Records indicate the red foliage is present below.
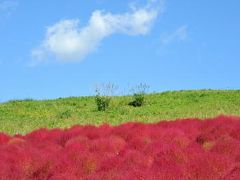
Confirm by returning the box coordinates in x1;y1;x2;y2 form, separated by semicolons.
0;115;240;179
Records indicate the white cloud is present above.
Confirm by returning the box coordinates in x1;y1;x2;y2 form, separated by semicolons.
160;25;188;45
32;0;164;63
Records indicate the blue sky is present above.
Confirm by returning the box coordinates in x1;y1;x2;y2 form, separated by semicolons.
0;0;240;101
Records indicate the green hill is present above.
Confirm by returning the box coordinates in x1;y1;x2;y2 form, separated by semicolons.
1;90;240;135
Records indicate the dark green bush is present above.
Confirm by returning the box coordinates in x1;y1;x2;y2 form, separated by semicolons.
128;83;149;107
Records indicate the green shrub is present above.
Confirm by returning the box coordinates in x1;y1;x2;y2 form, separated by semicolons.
95;95;111;111
94;83;117;111
129;83;149;107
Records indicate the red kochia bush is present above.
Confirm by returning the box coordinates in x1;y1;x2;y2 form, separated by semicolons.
0;115;240;179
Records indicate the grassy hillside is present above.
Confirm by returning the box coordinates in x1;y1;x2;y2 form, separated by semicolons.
1;90;240;135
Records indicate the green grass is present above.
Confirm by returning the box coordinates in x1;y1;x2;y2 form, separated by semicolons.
1;90;240;135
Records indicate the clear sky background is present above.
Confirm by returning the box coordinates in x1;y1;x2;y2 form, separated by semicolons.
0;0;240;102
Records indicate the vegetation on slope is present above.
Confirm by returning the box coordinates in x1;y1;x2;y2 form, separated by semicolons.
1;116;240;179
1;90;240;135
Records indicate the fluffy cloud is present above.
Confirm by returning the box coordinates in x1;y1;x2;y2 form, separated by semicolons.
32;0;164;63
160;25;188;45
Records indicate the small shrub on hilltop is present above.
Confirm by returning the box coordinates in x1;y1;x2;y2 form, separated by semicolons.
128;83;149;107
94;83;117;111
95;95;111;111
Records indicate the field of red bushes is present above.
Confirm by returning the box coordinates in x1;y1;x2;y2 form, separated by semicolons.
0;116;240;179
